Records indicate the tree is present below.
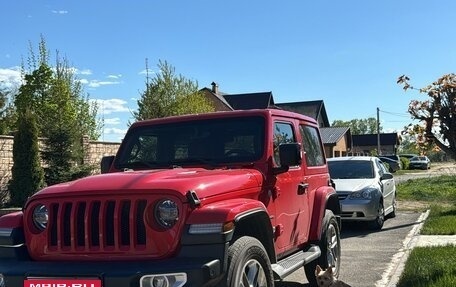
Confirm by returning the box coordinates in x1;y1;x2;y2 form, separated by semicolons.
0;86;17;135
331;118;381;135
133;60;214;121
15;38;101;140
8;110;44;207
13;36;101;185
397;74;456;160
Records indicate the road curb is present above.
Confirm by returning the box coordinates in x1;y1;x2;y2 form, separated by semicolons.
375;209;430;287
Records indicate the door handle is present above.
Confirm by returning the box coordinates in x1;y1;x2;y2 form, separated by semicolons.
298;183;309;195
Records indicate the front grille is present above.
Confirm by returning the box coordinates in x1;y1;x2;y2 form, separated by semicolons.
47;198;148;251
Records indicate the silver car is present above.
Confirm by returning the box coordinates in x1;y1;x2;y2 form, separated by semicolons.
327;156;397;230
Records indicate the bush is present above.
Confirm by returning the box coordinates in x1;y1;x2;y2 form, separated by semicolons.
400;157;410;170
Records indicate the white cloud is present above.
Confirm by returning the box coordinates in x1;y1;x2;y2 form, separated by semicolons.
104;127;128;135
52;10;68;14
139;69;155;75
107;74;122;79
78;69;92;75
0;67;23;89
87;80;120;88
91;99;130;114
104;117;121;125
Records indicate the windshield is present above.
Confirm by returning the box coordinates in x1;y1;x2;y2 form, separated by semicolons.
115;116;265;169
328;160;374;179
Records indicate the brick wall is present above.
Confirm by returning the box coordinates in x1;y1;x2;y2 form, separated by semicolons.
0;135;121;195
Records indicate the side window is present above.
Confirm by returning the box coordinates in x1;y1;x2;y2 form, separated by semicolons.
377;159;388;176
273;122;295;166
299;125;325;167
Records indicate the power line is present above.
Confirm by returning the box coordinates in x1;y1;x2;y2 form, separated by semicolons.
379;109;411;118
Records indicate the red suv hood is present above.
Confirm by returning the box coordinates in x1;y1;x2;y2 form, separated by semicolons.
32;167;263;200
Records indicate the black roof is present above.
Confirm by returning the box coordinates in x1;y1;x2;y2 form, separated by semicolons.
352;133;400;146
275;100;330;127
223;92;274;110
320;127;352;147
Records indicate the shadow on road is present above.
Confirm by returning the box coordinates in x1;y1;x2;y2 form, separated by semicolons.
340;218;424;239
276;282;309;287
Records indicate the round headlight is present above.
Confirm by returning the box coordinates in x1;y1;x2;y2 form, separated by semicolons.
33;204;49;231
155;199;179;228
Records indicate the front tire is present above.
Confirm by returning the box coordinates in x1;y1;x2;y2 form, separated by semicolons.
226;236;274;287
304;210;341;286
369;201;385;230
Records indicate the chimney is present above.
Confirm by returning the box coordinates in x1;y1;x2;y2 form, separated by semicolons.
211;82;219;94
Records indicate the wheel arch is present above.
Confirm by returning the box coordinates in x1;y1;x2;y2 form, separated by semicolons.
232;210;276;264
309;186;341;241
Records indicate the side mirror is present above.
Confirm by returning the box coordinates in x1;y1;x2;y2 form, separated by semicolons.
381;173;394;180
101;156;115;174
279;143;302;167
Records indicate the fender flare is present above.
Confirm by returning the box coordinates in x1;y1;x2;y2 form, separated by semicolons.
186;198;275;262
309;186;340;241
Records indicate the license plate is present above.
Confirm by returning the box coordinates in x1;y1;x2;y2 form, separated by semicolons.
24;278;102;287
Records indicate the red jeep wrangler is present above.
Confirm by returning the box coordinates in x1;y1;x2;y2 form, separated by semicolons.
0;109;341;287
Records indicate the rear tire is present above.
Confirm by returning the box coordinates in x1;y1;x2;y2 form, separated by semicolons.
304;210;341;286
226;236;274;287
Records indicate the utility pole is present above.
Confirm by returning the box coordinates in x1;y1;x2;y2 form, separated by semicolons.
377;107;381;155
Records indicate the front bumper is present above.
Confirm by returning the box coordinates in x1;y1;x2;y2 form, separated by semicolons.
0;227;230;287
339;199;379;221
0;255;223;287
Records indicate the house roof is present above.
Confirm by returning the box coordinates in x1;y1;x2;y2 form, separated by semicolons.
352;133;401;146
199;87;233;110
320;127;352;147
222;92;275;110
275;100;330;127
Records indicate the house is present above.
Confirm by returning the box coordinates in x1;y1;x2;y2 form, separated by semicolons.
351;133;401;156
320;127;352;158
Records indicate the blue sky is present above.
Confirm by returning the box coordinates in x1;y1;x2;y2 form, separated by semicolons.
1;1;455;142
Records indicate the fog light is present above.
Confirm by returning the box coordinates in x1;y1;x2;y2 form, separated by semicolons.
140;273;186;287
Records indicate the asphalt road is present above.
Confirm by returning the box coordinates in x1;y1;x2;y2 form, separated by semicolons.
276;211;422;287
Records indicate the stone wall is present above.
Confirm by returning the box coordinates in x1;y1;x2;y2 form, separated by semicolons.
0;135;121;195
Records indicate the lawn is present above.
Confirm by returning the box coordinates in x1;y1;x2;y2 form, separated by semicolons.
396;175;456;287
397;246;456;287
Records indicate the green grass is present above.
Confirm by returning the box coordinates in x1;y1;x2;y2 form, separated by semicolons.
396;174;456;286
397;175;456;202
421;205;456;235
397;246;456;287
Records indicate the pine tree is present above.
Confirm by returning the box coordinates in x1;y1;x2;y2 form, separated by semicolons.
8;110;44;207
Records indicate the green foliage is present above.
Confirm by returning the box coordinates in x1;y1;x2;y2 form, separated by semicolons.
331;117;381;135
400;157;410;170
0;86;18;135
398;74;456;160
398;246;456;287
41;127;77;185
133;60;214;121
13;37;101;186
8;110;44;207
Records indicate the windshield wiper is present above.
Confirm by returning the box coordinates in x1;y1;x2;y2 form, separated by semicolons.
116;161;163;170
169;158;219;168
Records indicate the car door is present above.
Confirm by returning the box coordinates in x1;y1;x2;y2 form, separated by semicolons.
272;121;311;253
376;159;395;212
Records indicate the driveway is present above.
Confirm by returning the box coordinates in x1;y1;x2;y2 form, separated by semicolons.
276;211;422;287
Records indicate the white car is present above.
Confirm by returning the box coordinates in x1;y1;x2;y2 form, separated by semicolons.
327;156;397;230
